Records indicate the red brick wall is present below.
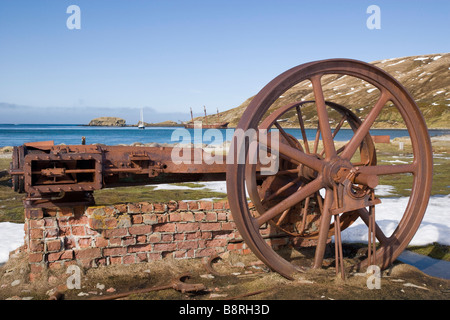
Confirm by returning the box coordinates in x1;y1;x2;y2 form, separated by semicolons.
23;200;314;281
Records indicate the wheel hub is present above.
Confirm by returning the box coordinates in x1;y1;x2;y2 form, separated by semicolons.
322;157;353;188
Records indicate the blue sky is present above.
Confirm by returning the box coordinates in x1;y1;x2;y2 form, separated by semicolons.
0;0;449;124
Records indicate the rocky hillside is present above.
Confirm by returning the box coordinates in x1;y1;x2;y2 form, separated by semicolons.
213;53;449;129
144;120;183;127
88;117;126;127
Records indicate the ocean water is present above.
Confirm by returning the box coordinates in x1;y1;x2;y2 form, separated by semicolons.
0;124;449;148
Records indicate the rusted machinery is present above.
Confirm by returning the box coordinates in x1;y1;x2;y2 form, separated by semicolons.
10;59;433;279
10;142;227;208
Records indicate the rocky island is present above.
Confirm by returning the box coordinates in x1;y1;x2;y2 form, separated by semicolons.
86;117;183;127
88;117;126;127
144;120;183;127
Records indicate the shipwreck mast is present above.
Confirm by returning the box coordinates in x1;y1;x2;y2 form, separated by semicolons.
203;105;208;125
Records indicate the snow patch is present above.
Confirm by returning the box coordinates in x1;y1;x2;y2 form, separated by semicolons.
0;222;24;264
374;185;395;196
381;159;410;164
340;195;450;246
387;59;406;67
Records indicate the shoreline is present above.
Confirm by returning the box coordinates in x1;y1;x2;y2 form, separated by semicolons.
1;133;449;153
2;122;450;130
79;123;185;128
78;124;450;130
3;123;448;130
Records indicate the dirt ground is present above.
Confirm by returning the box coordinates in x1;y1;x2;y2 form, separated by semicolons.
1;245;448;302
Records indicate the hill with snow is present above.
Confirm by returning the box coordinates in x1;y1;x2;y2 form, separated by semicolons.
212;53;450;129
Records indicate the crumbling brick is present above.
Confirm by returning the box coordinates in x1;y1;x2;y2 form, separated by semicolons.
22;199;308;282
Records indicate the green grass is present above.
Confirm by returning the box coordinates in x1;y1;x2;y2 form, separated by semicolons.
374;145;450;197
0;158;25;223
94;184;226;206
408;243;450;261
376;150;415;198
171;182;205;188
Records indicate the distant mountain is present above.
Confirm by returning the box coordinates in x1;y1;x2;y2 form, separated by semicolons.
212;53;450;129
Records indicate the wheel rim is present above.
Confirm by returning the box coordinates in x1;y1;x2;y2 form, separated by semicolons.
226;59;433;279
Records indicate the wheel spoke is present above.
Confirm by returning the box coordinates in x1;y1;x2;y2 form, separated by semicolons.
261;176;303;204
335;144;346;155
261;132;323;172
310;75;336;160
275;169;300;176
357;163;417;176
276;208;292;226
319;115;347;157
312;188;333;268
341;91;391;160
298;196;311;234
274;121;298;148
313;128;321;154
254;177;323;227
356;208;388;245
332;115;347;138
296;105;311;154
278;153;301;166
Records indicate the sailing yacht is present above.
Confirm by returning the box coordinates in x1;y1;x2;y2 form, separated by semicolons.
138;108;145;129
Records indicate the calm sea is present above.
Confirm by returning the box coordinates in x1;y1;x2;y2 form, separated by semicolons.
0;124;449;148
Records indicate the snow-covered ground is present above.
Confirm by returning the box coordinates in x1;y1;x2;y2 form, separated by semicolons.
0;182;448;265
340;194;450;246
0;222;26;265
